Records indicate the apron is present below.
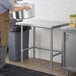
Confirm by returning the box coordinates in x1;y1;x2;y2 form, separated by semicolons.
0;10;9;46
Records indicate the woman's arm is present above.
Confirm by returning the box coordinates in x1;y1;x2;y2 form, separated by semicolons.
12;4;31;12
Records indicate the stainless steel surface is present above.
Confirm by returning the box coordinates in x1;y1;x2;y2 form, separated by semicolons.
50;29;53;70
61;32;66;67
33;27;36;58
35;47;62;53
65;33;76;70
10;3;34;19
62;26;76;72
16;19;68;29
53;52;61;57
67;70;70;76
23;47;33;51
21;25;23;63
17;20;67;71
61;26;76;34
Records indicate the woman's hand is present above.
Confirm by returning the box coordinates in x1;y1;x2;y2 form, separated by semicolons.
22;5;31;10
12;3;31;12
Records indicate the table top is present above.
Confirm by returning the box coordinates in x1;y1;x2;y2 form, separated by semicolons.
61;26;76;30
16;18;68;29
61;26;76;34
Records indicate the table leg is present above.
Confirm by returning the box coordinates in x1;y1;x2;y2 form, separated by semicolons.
50;29;53;71
67;69;70;76
21;25;23;63
61;32;66;67
33;27;36;58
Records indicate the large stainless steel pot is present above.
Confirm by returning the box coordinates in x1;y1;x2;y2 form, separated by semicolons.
10;3;35;19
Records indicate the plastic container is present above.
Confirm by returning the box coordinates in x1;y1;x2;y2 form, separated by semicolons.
69;14;76;27
8;19;31;61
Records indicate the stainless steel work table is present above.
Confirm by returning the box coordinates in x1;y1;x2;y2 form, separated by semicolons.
16;18;68;70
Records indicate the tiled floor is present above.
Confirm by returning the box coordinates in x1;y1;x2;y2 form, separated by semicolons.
5;57;76;76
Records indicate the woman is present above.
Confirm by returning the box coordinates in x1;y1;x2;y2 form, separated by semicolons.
0;0;30;71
